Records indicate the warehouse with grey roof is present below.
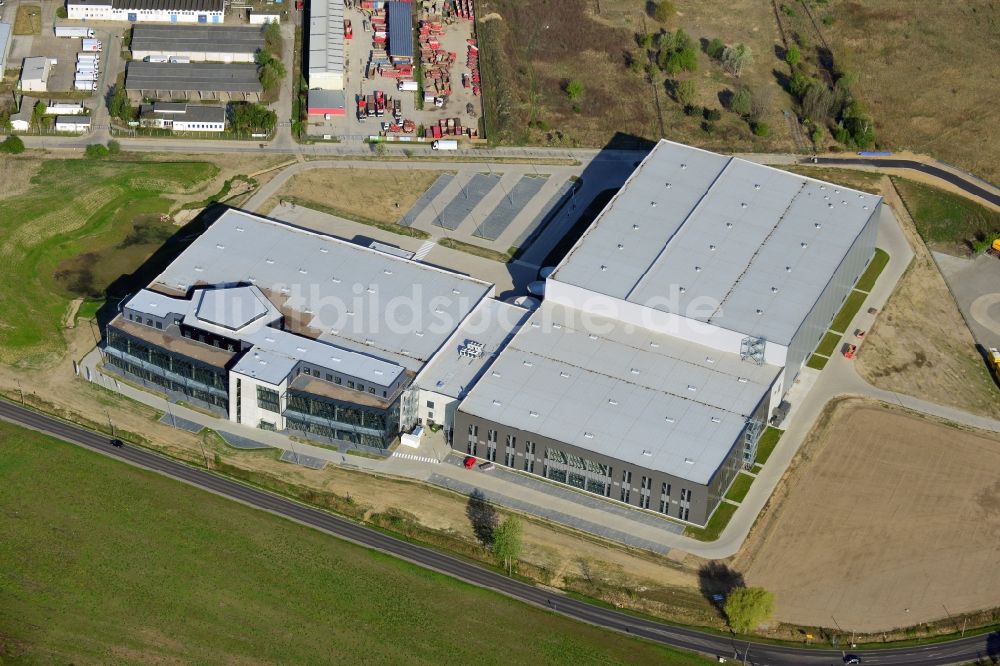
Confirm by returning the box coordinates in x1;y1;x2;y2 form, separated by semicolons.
131;24;264;63
125;61;261;101
454;140;881;526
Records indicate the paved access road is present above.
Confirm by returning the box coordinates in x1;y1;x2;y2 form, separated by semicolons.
813;157;1000;207
2;399;996;666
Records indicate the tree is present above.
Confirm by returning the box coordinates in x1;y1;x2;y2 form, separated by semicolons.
674;79;696;106
722;43;753;77
84;143;109;159
107;139;121;155
801;82;832;121
657;29;697;74
748;85;772;123
56;6;67;18
263;21;282;54
751;121;771;137
652;0;674;23
723;587;774;634
785;44;801;67
109;85;134;123
0;136;25;154
729;86;752;117
32;100;46;129
256;49;286;93
564;79;584;102
491;516;523;575
703;107;721;121
705;37;725;59
230;103;277;134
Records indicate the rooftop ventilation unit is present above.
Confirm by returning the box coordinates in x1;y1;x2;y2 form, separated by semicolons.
459;340;484;358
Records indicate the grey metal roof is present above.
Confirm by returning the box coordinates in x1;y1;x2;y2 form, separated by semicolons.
308;0;344;80
151;209;493;372
552;140;881;345
387;1;413;58
307;88;345;110
415;299;530;400
124;286;406;388
131;24;263;55
140;102;226;123
21;57;50;82
0;23;12;74
126;61;261;93
459;303;779;484
70;0;224;10
55;115;91;124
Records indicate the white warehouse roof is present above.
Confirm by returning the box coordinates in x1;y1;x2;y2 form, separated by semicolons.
551;140;881;345
459;303;779;484
308;0;344;83
151;209;493;371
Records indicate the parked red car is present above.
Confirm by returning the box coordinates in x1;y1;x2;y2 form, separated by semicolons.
463;456;476;469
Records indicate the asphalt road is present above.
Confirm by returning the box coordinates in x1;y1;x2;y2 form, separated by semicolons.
1;399;997;666
812;157;1000;206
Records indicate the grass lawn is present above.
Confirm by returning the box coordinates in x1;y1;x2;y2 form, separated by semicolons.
684;502;737;542
830;289;868;334
806;354;830;370
439;237;512;263
724;473;755;504
891;177;1000;254
13;5;41;34
0;421;712;665
815;330;842;357
783;166;883;194
0;158;217;365
856;248;890;292
276;195;430;240
754;427;782;466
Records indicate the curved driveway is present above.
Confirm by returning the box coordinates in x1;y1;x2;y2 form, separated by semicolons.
1;399;997;666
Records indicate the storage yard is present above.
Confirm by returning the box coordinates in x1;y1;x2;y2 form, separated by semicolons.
307;0;484;142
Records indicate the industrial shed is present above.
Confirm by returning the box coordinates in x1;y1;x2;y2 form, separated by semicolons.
307;0;344;90
386;1;413;64
67;0;225;24
20;57;51;93
131;24;264;63
0;23;12;75
139;102;226;131
55;115;92;133
125;61;262;102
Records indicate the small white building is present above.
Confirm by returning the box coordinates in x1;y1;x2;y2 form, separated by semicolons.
46;101;86;115
249;11;280;25
55;115;91;133
138;102;226;132
66;0;224;24
9;103;32;131
20;57;51;93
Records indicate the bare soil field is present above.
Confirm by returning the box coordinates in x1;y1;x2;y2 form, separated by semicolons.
825;0;1000;183
857;179;1000;419
737;399;1000;632
265;168;447;224
478;0;796;152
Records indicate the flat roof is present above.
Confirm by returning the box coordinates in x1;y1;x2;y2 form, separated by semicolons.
131;24;263;55
416;299;530;400
151;209;493;372
552;140;881;345
110;316;236;368
308;0;344;80
387;1;413;58
0;23;12;72
459;303;779;484
306;88;345;110
55;115;91;124
126;61;261;93
21;57;50;82
69;0;224;11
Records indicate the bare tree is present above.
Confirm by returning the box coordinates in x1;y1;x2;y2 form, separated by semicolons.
722;43;753;77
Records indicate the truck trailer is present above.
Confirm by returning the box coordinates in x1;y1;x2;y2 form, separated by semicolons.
81;39;103;52
431;139;458;150
74;80;98;91
55;26;94;38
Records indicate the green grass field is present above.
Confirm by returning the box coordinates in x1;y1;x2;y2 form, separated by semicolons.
856;248;890;292
0;158;217;365
815;330;842;358
806;354;830;371
892;177;1000;253
0;421;711;665
829;289;868;334
754;427;782;466
723;473;755;505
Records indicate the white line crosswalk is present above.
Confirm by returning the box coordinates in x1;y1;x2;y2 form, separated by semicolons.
413;240;436;261
391;452;441;464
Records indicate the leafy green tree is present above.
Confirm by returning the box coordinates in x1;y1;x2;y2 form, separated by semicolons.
491;516;523;575
564;79;584;102
674;79;696;106
724;587;774;634
801;82;832;121
109;85;134;122
657;29;697;74
705;37;725;59
729;86;752;116
32;100;46;128
85;143;109;159
256;49;286;93
107;139;121;155
230;103;277;134
653;0;674;23
722;43;753;77
752;121;771;137
263;21;282;54
0;136;25;154
785;44;801;67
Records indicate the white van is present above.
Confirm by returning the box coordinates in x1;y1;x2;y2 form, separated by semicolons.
431;139;458;151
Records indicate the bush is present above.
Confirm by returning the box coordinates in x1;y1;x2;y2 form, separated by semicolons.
703;107;721;121
84;144;109;159
107;140;121;155
674;79;696;106
700;120;715;133
683;104;700;117
751;122;771;137
657;29;697;74
785;44;801;67
564;79;584;102
780;3;797;17
810;126;824;145
705;37;725;59
56;6;67;18
724;587;775;634
652;0;674;23
729;86;752;116
722;43;753;77
0;136;25;154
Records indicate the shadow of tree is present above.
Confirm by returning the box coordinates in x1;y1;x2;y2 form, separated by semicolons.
466;489;497;547
698;562;745;619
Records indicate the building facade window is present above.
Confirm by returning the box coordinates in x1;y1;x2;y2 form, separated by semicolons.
504;434;516;467
524;440;535;473
542;446;613;497
620;469;632;503
659;482;671;514
639;475;652;509
486;429;498;462
467;423;478;456
256;385;280;413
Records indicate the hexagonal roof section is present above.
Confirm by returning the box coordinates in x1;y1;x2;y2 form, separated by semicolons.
195;286;271;331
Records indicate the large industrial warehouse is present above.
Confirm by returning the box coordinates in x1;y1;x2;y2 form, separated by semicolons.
131;24;263;63
67;0;225;23
103;209;496;452
454;140;881;526
125;61;262;102
306;0;346;116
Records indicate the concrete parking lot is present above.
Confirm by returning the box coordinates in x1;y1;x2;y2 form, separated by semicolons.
934;251;1000;349
307;5;481;140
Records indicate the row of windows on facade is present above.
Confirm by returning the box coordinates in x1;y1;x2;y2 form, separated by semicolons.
107;329;228;390
296;365;389;398
467;424;694;521
106;355;228;409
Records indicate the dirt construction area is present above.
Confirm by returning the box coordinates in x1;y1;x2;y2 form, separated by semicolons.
737;399;1000;632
